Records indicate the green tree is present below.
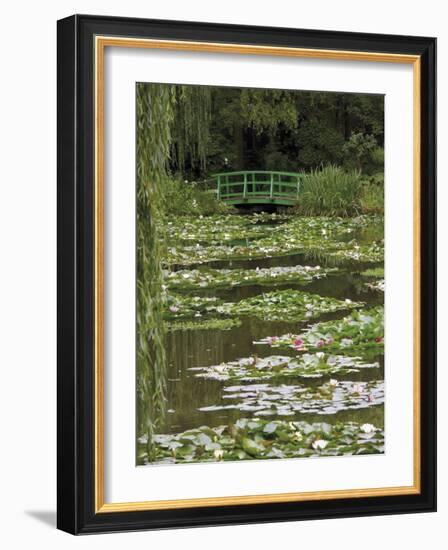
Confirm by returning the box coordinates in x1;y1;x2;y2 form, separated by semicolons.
342;132;378;172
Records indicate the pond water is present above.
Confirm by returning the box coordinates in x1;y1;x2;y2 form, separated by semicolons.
159;215;384;438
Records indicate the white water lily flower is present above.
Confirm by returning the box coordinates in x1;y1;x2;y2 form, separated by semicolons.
340;338;353;347
312;439;328;450
345;298;352;304
360;423;376;434
329;379;338;387
214;449;224;460
316;352;325;359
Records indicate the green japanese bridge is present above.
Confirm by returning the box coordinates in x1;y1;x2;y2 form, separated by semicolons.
212;171;301;207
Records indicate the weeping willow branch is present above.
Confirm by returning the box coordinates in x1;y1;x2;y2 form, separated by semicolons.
136;83;211;461
136;83;173;460
170;85;211;172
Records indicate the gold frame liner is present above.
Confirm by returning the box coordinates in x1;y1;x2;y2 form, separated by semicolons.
94;36;421;513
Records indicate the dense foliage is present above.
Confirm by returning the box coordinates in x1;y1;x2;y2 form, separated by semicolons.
175;87;384;179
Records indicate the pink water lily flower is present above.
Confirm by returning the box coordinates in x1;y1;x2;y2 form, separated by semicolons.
325;336;334;344
316;339;325;348
293;338;304;349
169;305;179;312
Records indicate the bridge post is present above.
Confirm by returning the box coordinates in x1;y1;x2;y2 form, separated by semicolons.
243;173;247;199
270;173;274;199
217;174;221;200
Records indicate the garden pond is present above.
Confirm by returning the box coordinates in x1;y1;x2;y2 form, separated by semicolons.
138;213;385;464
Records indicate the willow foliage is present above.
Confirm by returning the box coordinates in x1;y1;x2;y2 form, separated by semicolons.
170;85;211;171
136;83;211;460
240;89;298;134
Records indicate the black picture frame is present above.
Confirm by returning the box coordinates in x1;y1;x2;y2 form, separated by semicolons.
57;14;436;534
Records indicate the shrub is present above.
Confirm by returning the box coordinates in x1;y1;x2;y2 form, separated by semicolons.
161;177;234;216
362;171;384;186
369;147;384;171
296;165;362;217
360;182;384;215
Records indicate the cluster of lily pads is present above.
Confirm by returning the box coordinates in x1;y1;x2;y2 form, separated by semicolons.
322;240;384;263
165;213;376;242
164;289;363;323
199;379;384;416
166;318;242;332
165;215;384;266
141;418;384;464
190;352;379;382
167;237;383;266
165;264;338;291
231;290;362;322
165;215;274;244
255;307;384;357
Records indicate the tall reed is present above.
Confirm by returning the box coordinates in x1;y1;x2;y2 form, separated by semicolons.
297;165;362;217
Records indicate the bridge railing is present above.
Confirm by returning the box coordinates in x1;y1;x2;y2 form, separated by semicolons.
212;171;301;202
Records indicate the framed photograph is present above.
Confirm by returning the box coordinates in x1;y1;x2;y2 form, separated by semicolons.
57;14;436;534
